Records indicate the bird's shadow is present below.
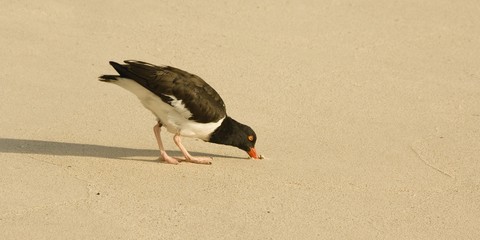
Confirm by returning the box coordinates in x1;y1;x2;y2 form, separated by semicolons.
0;138;244;163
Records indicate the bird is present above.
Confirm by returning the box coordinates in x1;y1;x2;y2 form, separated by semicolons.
99;60;259;164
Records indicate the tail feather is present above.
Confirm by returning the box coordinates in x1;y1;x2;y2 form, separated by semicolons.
99;61;151;86
99;61;131;82
98;75;119;82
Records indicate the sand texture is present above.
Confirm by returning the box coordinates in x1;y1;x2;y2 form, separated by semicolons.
1;1;479;239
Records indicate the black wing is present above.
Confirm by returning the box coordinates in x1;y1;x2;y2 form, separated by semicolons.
109;60;226;123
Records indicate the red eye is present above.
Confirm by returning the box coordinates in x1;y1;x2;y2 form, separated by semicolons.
248;135;254;141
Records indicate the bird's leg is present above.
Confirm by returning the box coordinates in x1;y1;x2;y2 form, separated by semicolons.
153;122;179;164
173;134;212;165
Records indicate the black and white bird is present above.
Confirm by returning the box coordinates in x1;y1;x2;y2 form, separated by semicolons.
99;60;259;164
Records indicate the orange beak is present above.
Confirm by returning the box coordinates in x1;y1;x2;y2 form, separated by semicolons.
248;147;259;159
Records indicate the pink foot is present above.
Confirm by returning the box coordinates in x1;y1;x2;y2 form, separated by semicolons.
159;152;180;164
176;156;213;165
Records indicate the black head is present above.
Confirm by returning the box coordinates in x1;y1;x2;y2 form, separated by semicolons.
209;117;259;159
234;123;258;158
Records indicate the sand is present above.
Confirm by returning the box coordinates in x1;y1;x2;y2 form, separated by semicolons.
1;0;479;239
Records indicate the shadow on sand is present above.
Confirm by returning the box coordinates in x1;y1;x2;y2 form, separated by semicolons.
0;138;242;162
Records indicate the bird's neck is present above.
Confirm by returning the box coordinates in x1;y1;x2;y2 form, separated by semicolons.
208;116;241;146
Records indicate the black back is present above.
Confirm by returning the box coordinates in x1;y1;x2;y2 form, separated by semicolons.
110;60;226;123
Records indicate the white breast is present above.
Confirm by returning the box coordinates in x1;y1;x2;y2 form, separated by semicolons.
112;78;224;140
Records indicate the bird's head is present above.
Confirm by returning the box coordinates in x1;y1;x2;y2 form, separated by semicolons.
209;117;259;159
235;124;258;159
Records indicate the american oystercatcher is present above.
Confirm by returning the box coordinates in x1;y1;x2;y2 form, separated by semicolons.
99;60;259;164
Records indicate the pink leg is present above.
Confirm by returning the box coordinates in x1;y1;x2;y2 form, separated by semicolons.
153;122;179;164
173;134;212;165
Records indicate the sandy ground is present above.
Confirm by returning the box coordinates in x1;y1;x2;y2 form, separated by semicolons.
1;0;479;239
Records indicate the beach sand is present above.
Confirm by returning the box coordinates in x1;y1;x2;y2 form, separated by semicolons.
1;1;479;239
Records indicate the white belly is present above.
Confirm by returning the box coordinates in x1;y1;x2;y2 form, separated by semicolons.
113;78;224;140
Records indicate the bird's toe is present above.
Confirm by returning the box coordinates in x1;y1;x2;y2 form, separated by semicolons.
159;155;180;164
185;156;213;165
